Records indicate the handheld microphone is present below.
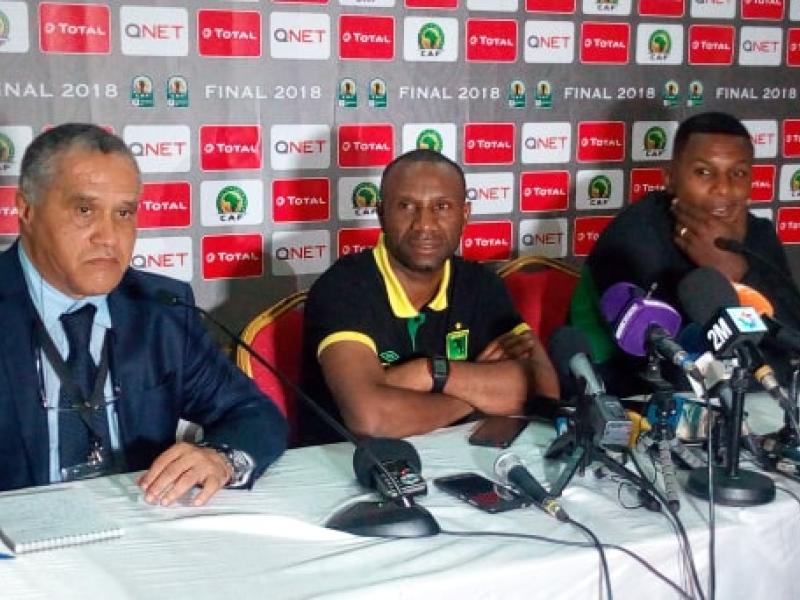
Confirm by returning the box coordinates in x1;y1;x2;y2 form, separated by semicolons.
153;289;439;537
494;453;569;522
734;283;800;355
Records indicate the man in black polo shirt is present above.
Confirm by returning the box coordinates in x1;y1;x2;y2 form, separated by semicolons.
301;149;558;444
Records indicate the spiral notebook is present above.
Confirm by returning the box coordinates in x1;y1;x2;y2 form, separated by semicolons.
0;487;123;554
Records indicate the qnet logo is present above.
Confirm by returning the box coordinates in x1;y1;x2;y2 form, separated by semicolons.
690;0;736;19
465;19;517;62
639;0;684;17
520;122;572;164
202;233;263;280
120;6;188;57
742;0;785;20
777;208;800;244
580;22;630;64
270;12;330;60
784;120;800;158
339;14;394;60
272;178;330;223
788;29;800;67
577;121;625;162
0;186;18;235
405;0;458;7
338;124;394;168
465;172;514;215
200;125;262;171
469;0;518;10
518;218;569;258
520;171;570;212
271;229;330;276
573;216;613;256
39;3;110;54
461;221;513;261
629;168;664;202
137;182;191;229
131;237;192;282
688;25;735;65
271;124;330;171
124;125;191;174
525;0;576;13
739;26;783;66
751;165;776;202
463;123;515;165
197;9;261;57
524;20;575;63
743;120;778;159
338;227;381;258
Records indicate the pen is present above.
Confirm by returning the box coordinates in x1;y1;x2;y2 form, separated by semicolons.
0;552;15;559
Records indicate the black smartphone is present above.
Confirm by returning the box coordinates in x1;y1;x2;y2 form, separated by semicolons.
468;416;529;448
434;472;531;513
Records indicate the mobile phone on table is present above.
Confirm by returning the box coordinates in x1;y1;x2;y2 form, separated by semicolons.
434;472;530;513
468;416;529;448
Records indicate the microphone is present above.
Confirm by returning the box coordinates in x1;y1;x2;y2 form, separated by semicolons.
152;289;439;537
494;453;569;522
353;438;427;499
600;282;702;382
734;283;800;354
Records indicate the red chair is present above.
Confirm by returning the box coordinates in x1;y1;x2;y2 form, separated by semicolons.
497;256;580;346
237;291;306;446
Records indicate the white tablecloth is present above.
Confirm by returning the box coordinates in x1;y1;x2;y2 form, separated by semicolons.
3;394;799;600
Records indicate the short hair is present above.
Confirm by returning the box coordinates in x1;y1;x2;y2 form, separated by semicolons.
379;149;466;201
19;123;139;204
672;112;754;161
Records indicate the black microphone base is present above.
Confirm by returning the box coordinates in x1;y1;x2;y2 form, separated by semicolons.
685;467;775;506
326;500;440;538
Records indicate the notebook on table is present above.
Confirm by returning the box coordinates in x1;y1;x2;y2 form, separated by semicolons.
0;486;123;554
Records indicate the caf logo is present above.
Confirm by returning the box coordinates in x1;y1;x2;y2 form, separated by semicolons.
216;185;248;221
649;31;671;60
0;10;10;46
416;129;444;152
643;126;667;156
418;23;445;56
589;175;612;200
791;170;800;194
0;133;14;170
352;181;380;211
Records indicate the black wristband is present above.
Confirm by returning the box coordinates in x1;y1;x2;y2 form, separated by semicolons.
429;356;450;394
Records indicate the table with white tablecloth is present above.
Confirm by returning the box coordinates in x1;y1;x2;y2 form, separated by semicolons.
2;394;799;600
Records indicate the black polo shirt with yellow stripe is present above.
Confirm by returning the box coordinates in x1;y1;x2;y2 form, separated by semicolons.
300;237;528;444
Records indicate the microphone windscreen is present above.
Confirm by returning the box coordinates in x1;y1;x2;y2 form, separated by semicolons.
600;282;644;325
352;438;421;488
677;267;739;324
548;326;593;379
733;282;774;317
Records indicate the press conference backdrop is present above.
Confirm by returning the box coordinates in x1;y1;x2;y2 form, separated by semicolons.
1;0;800;332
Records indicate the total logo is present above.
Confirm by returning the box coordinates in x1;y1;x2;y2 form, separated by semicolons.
338;176;381;221
524;21;575;63
338;124;394;168
270;124;331;171
636;24;683;65
271;229;330;276
338;227;381;258
580;22;630;64
688;25;735;65
629;168;664;202
0;125;32;176
202;233;263;280
0;2;30;53
742;0;785;20
272;177;330;223
0;186;18;235
39;3;110;54
573;216;613;256
120;6;188;57
461;221;513;261
465;19;518;63
197;9;261;57
690;0;736;19
463;123;515;165
583;0;633;15
631;121;677;161
751;165;776;202
525;0;577;13
200;125;262;171
638;0;685;16
201;180;263;227
739;27;783;66
402;123;456;161
124;125;191;174
136;182;191;229
518;218;568;258
777;207;800;244
784;120;800;158
520;171;570;212
788;29;800;67
742;120;778;159
521;122;571;164
577;121;625;162
270;12;330;60
779;165;800;201
339;14;395;61
131;236;192;282
575;170;624;210
404;17;459;62
464;172;514;215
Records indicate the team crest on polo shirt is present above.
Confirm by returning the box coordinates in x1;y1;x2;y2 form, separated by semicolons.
446;328;469;360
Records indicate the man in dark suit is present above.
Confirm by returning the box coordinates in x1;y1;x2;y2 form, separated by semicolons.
0;123;287;504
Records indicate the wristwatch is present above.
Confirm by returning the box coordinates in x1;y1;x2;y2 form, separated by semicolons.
196;442;254;489
429;356;450;394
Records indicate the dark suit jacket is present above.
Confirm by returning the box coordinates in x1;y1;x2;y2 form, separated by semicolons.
0;242;288;492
